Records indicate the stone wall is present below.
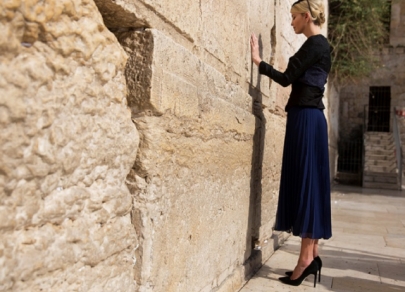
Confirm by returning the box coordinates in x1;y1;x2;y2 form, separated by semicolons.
390;0;405;47
0;1;139;291
339;0;405;140
1;0;334;291
339;47;405;139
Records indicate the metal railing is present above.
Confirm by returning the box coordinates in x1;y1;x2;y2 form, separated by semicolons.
393;107;403;189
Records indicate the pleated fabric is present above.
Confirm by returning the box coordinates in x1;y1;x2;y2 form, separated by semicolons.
275;107;332;239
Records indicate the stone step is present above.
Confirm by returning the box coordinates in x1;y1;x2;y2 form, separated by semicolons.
364;154;396;160
364;141;395;148
365;132;394;136
364;165;398;173
365;150;396;156
367;154;396;161
362;131;400;181
364;154;395;161
364;136;393;142
363;181;400;190
364;131;393;137
364;160;396;168
363;171;399;177
365;144;395;152
364;136;394;143
363;174;398;184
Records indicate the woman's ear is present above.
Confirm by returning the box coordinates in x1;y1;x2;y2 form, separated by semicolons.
305;12;311;22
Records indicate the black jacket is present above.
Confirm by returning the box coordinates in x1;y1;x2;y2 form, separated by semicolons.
259;34;331;112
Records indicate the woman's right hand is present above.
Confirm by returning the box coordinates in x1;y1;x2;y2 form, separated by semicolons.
250;33;262;66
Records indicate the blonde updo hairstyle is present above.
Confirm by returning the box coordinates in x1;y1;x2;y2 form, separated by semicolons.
291;0;326;28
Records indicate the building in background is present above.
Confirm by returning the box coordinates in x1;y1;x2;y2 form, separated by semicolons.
336;0;405;190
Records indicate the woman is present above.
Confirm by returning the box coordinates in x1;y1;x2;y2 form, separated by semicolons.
250;0;332;287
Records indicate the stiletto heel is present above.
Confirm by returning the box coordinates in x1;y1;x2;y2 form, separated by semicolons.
279;260;319;287
313;270;317;287
319;266;322;282
285;256;322;283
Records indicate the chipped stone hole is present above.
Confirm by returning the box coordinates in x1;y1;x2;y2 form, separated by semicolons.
21;21;47;48
93;1;152;278
94;0;153;114
93;2;153;140
94;0;150;31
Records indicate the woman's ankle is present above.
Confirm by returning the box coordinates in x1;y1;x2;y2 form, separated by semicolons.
297;257;313;268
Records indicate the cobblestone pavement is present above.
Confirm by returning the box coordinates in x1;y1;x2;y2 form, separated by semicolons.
239;184;405;292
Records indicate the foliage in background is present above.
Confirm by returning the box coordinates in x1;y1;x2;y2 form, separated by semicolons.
328;0;391;83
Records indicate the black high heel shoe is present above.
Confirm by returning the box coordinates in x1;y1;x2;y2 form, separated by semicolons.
279;260;319;287
285;256;322;282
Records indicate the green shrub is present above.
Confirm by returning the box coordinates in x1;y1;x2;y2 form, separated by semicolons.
328;0;391;83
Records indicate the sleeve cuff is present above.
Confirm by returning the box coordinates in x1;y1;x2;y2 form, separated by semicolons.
258;61;269;75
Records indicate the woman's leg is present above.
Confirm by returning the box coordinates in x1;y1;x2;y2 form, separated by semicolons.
290;238;315;280
313;239;319;258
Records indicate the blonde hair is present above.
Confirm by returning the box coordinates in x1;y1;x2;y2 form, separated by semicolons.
291;0;326;28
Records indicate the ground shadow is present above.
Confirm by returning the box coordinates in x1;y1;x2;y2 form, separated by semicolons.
252;242;405;290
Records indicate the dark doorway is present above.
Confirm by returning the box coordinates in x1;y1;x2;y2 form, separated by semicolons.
368;86;391;132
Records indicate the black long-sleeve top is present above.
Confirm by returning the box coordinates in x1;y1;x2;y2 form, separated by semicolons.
259;34;331;112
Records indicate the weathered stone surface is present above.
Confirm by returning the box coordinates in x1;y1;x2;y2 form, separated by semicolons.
1;0;336;292
96;0;275;101
114;1;333;291
0;0;139;291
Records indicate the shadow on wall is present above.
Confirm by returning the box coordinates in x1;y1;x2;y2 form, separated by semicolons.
244;33;266;279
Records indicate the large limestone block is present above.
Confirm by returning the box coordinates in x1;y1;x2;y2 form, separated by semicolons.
128;114;255;291
96;0;276;100
0;0;139;291
114;2;326;291
118;28;256;125
120;27;261;291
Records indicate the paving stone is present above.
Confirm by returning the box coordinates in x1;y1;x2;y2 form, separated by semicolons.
239;185;405;292
331;222;388;236
332;277;404;292
386;206;405;214
378;260;405;286
386;227;405;235
384;234;405;249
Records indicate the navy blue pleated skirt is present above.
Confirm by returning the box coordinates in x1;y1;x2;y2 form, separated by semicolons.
275;107;332;239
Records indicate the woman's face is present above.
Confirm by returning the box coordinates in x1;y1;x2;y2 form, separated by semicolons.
291;13;306;34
